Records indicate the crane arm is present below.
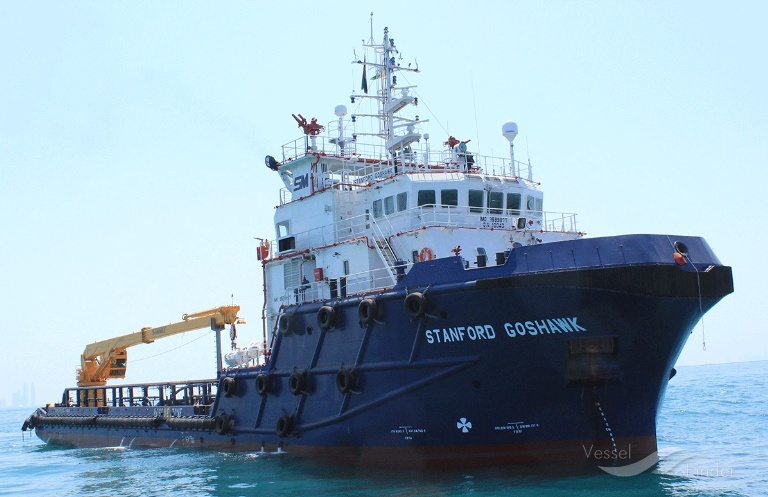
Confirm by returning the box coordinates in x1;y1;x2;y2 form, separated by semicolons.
77;305;240;387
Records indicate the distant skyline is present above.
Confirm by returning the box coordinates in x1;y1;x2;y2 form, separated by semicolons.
2;383;36;409
2;1;766;405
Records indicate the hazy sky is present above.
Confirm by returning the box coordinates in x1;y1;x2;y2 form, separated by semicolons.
1;1;765;406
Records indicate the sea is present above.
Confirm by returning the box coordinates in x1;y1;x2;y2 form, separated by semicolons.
2;361;765;497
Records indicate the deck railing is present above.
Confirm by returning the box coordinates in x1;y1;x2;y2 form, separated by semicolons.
61;379;218;409
272;205;578;261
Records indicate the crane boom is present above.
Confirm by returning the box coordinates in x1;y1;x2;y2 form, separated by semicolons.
77;305;241;387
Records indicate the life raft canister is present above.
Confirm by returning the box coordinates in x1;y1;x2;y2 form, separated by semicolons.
419;247;434;262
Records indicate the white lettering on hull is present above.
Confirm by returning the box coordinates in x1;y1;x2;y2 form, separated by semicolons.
425;317;586;344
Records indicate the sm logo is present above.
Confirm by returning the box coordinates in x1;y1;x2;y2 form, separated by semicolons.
293;173;309;192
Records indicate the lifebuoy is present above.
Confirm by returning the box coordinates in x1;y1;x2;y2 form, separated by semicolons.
358;298;378;325
215;413;230;435
336;368;357;394
419;247;434;261
256;374;271;397
404;292;428;319
276;413;293;438
289;371;307;396
222;377;237;397
278;313;296;335
317;305;336;330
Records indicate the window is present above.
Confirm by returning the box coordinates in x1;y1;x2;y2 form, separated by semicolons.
469;189;484;213
535;198;543;213
507;193;521;215
276;220;290;238
278;237;295;252
440;189;458;207
373;199;383;218
397;192;408;211
417;190;436;207
343;260;350;275
384;196;395;215
284;258;301;288
488;191;503;214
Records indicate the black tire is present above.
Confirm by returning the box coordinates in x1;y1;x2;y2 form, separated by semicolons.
256;374;271;397
278;313;296;335
276;413;293;438
289;371;307;396
336;368;357;394
404;292;428;319
358;298;378;325
215;414;230;435
317;305;336;330
222;377;237;397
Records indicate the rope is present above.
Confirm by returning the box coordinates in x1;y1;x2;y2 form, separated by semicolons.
132;330;213;363
666;236;706;351
398;72;450;137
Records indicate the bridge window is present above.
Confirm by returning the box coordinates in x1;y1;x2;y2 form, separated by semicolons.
535;197;543;213
469;189;484;213
507;193;521;215
441;189;458;207
373;199;383;218
397;192;408;211
488;191;503;214
418;190;436;207
384;196;395;215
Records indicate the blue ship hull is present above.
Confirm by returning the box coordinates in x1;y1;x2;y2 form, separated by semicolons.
27;234;732;468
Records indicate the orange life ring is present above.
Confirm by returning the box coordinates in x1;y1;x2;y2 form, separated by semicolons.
419;247;434;262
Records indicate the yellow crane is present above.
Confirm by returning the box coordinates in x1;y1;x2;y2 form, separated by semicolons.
77;305;241;387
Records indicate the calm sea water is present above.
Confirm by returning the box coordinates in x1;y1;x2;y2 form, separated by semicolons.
2;361;765;496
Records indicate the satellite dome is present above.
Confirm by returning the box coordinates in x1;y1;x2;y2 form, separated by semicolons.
502;121;519;142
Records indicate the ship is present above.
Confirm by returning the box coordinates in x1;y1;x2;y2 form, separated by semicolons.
23;24;733;470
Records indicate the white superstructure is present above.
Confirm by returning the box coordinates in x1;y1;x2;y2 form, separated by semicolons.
258;26;582;343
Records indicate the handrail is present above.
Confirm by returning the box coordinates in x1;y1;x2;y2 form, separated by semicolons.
270;206;579;259
61;379;218;408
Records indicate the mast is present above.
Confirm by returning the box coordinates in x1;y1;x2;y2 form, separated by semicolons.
351;25;425;162
383;26;395;146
